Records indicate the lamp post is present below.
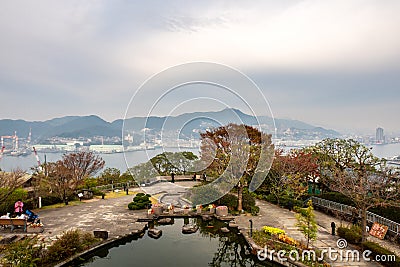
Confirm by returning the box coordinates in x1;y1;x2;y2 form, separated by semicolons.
249;219;253;237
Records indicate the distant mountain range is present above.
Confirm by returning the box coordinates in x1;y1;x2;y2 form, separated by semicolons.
0;109;340;142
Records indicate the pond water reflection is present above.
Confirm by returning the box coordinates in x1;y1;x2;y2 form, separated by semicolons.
80;218;280;267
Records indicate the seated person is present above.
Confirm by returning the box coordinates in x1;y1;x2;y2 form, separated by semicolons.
25;209;39;223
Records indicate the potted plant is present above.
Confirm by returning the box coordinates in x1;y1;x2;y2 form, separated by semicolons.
183;205;190;215
147;208;154;219
196;204;202;214
168;204;174;215
209;204;216;214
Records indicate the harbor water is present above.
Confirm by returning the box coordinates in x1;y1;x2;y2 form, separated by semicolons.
1;144;399;173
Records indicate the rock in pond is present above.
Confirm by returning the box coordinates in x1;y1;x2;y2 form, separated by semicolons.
182;224;199;234
148;228;162;239
220;227;230;233
157;218;173;225
201;214;213;222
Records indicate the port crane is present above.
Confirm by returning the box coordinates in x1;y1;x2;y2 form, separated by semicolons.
0;132;19;152
0;146;4;163
32;146;41;166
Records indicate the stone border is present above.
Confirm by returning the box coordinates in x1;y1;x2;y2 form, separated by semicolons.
54;224;147;267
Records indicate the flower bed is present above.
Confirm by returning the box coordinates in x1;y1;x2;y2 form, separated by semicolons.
262;226;286;236
253;226;328;267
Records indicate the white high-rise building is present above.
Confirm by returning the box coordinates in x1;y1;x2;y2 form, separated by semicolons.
376;127;384;144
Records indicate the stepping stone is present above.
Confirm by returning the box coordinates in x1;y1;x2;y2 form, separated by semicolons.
148;228;162;239
220;227;230;233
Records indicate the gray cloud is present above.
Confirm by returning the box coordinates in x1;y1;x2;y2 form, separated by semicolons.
0;0;399;134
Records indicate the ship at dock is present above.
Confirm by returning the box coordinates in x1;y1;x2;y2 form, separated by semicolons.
387;155;400;166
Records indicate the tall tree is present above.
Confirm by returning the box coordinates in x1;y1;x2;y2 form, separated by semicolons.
129;161;158;184
45;161;74;205
168;151;198;175
296;200;318;248
43;152;105;204
98;167;121;185
150;153;169;175
311;138;400;242
257;149;318;204
149;151;199;176
275;149;319;200
62;151;105;183
199;123;274;210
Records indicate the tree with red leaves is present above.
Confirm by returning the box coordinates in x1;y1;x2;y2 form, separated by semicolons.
43;151;105;205
261;149;319;205
199;123;274;211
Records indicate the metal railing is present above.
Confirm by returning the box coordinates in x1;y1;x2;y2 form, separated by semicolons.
310;196;400;236
93;182;136;191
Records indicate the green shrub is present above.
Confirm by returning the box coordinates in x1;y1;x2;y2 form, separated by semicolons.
251;205;260;215
261;194;302;209
370;206;400;224
242;190;256;212
1;237;43;267
252;230;271;247
41;195;63;206
337;226;362;244
217;194;238;210
214;191;259;214
91;188;105;197
279;196;303;209
45;229;99;263
128;193;151;210
362;241;400;267
264;194;278;204
0;188;28;214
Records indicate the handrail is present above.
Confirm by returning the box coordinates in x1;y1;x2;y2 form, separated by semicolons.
93;181;136;191
310;196;400;236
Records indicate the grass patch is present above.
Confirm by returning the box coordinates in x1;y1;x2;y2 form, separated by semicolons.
38;200;83;210
97;189;142;199
102;191;127;199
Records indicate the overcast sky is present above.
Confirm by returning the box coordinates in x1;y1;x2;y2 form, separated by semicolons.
1;1;399;134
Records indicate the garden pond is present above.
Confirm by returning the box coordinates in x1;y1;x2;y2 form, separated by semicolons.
78;218;282;267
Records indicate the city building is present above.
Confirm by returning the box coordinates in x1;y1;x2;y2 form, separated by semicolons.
376;127;385;144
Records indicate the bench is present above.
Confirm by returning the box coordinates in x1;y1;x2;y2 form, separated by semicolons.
0;218;27;232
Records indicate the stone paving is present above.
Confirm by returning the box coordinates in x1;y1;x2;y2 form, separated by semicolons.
233;200;400;267
1;181;200;244
142;180;200;207
35;193;147;244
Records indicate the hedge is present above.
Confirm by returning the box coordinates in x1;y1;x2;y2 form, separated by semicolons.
262;194;303;209
337;226;362;244
362;241;400;267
